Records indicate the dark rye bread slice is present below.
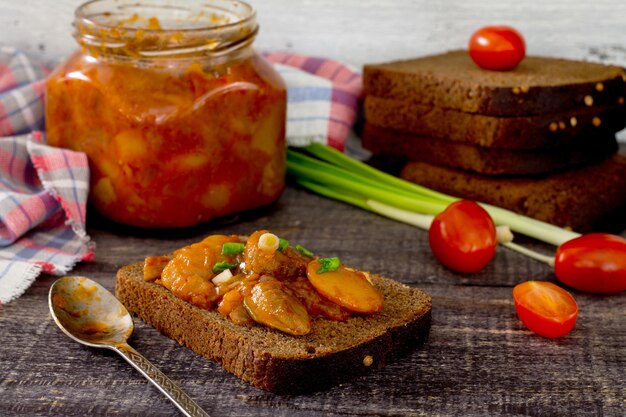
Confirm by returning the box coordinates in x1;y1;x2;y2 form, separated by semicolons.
400;152;626;233
364;96;626;149
364;50;626;117
115;262;432;394
362;123;619;176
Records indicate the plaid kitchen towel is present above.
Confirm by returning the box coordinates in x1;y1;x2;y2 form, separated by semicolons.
0;46;362;303
0;132;94;304
0;47;90;305
0;46;48;136
265;52;362;151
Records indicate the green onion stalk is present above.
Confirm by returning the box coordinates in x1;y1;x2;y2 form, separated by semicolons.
287;144;579;265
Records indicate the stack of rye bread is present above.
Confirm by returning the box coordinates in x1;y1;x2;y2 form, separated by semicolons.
362;50;626;232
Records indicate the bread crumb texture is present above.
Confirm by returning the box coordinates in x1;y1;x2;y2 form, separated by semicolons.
400;153;626;233
363;50;626;116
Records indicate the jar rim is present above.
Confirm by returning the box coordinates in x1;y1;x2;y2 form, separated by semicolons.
74;0;258;58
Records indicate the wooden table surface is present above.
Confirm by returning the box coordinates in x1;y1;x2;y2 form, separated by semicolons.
1;185;624;417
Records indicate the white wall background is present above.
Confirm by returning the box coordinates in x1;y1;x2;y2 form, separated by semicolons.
2;0;626;68
1;0;625;141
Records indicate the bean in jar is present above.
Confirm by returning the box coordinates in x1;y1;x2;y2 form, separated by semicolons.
46;0;287;227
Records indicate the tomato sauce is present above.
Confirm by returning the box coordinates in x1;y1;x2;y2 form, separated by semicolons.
46;1;287;227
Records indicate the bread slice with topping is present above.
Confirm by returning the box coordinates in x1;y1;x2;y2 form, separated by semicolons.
364;50;626;117
362;123;618;176
116;262;432;394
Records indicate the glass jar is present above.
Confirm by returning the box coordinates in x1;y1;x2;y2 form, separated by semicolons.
46;0;286;228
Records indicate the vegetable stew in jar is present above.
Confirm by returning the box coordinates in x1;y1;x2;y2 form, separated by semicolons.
46;0;286;227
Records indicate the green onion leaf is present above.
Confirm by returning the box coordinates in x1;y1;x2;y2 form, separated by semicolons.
278;238;290;252
317;257;340;274
212;261;239;273
287;145;580;247
221;242;245;256
295;244;314;258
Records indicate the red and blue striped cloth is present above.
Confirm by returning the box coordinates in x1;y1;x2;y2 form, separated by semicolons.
265;52;362;151
0;132;94;303
0;46;48;136
0;46;363;303
0;47;94;303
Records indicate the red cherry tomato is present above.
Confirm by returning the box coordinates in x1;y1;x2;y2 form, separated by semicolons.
513;281;578;338
554;233;626;294
469;25;526;71
429;200;497;273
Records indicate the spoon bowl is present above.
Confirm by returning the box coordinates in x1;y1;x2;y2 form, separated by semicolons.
49;276;209;417
49;276;133;347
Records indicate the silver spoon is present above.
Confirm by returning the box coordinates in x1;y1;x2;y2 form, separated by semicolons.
49;276;210;417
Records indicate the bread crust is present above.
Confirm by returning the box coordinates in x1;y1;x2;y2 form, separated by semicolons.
116;263;432;394
364;50;626;117
400;153;626;233
364;96;626;150
362;123;618;176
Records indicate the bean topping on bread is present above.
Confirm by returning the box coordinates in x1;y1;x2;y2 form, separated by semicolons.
142;230;384;335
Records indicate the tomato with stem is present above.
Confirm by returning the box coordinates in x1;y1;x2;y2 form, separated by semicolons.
555;233;626;294
513;281;578;338
429;200;497;273
469;25;526;71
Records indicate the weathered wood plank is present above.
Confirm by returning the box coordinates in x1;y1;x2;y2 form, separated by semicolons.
1;187;624;417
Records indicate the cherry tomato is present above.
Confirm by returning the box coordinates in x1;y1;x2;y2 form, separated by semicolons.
513;281;578;338
469;25;526;71
429;200;497;273
554;233;626;294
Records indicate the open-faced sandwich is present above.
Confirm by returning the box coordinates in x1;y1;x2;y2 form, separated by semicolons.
116;230;432;394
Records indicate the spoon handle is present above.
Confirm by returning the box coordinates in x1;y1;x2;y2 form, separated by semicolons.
114;343;210;417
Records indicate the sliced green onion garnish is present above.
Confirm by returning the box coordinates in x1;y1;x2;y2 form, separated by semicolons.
317;257;340;274
212;261;239;273
278;238;290;252
295;244;314;258
221;242;245;256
